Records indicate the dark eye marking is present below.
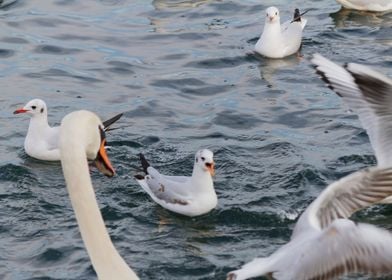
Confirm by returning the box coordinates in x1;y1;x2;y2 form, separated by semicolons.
31;106;36;110
201;157;205;161
275;12;277;15
40;108;44;113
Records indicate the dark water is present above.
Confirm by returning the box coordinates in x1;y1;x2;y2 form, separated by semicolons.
1;0;392;279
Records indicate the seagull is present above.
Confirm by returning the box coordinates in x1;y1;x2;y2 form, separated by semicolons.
255;7;307;59
134;149;217;217
312;53;392;203
335;0;392;12
227;166;392;280
14;99;123;161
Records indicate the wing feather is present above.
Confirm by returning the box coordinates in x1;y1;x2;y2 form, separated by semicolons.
293;167;392;236
144;167;191;205
290;220;392;280
312;54;392;167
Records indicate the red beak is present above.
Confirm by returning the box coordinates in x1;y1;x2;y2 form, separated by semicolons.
13;108;28;114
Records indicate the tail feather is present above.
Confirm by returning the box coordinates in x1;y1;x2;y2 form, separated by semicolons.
134;174;145;180
139;153;150;174
102;112;123;131
293;8;301;22
291;8;310;29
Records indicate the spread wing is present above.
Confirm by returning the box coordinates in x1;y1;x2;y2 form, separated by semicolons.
293;167;392;237
312;53;392;167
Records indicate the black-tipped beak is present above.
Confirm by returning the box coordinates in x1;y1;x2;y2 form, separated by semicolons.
94;128;115;177
205;162;215;176
14;108;29;114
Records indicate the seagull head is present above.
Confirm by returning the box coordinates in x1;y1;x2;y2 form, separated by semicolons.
265;6;280;24
13;99;48;118
195;149;215;176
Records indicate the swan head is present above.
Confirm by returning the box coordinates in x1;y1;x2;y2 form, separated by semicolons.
195;149;215;176
61;110;115;177
265;6;280;24
14;99;48;117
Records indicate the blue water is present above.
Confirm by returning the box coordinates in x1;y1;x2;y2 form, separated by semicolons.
1;0;391;279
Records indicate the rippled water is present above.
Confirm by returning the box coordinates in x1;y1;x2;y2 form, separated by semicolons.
1;0;392;279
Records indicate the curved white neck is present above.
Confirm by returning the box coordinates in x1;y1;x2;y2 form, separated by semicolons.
61;140;138;280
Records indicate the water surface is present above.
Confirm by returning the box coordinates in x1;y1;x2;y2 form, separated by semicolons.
1;0;392;279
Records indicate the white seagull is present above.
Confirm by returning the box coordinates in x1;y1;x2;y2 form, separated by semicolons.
312;53;392;203
255;7;307;59
134;149;217;217
60;110;138;279
227;166;392;280
14;99;122;161
335;0;392;12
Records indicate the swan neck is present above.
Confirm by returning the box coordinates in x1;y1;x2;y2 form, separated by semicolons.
61;141;138;280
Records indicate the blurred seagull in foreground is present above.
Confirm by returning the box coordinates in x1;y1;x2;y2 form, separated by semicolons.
335;0;392;12
226;56;392;280
14;99;123;161
134;149;217;217
255;7;307;58
227;166;392;280
312;53;392;203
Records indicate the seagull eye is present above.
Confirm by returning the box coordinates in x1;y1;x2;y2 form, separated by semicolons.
275;12;277;15
31;106;36;110
201;157;205;161
266;13;268;16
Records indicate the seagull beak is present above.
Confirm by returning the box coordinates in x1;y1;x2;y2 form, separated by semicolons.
206;162;215;176
94;138;115;177
269;16;274;21
13;108;29;114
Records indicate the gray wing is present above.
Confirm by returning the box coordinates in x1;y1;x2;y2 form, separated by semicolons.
145;167;191;205
293;167;392;237
312;54;392;167
287;220;392;280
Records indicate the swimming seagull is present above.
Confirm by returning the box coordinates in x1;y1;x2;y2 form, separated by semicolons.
227;166;392;280
312;53;392;203
335;0;392;12
134;149;217;217
255;7;307;58
14;99;123;161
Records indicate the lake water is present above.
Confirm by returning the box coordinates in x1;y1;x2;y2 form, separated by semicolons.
1;0;391;279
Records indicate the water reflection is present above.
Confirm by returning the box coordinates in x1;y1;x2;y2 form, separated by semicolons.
256;53;301;88
330;7;392;28
152;0;214;10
